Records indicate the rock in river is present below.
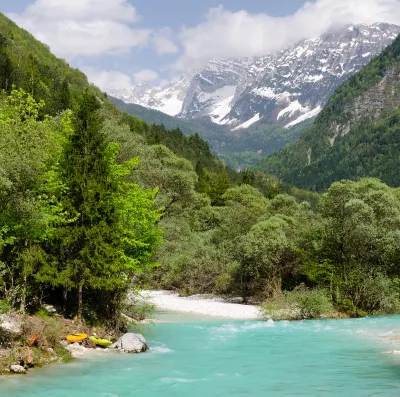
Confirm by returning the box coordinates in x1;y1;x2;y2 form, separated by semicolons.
114;333;148;353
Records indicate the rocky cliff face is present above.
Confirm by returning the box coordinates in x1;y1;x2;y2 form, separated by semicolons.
330;64;400;145
110;23;400;132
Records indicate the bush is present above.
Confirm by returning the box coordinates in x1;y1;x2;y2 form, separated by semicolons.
261;287;334;320
0;299;11;314
289;288;334;319
0;326;15;348
341;270;400;315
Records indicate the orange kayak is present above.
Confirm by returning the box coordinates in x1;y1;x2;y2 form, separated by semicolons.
66;333;88;343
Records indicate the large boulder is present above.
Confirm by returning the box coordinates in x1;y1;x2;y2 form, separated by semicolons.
114;333;148;353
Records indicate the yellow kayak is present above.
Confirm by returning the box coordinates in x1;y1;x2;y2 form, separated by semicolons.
89;336;113;347
66;333;88;343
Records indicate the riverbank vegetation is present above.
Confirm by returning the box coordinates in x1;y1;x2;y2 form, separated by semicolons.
149;177;400;318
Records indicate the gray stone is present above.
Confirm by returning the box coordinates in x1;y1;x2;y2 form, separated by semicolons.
0;313;22;335
10;365;26;374
114;333;148;353
42;304;58;315
65;342;86;357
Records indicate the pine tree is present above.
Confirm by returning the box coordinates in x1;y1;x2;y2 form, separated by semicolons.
57;90;161;322
58;78;71;111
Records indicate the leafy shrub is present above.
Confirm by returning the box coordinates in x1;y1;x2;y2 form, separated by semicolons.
341;270;400;315
54;345;73;363
261;287;334;320
123;291;155;322
289;288;334;319
0;299;11;314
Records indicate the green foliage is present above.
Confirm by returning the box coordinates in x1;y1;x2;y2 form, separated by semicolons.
54;346;73;363
49;91;161;322
262;288;333;320
0;13;103;114
0;299;10;314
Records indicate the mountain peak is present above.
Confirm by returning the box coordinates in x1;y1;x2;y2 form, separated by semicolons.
110;22;400;128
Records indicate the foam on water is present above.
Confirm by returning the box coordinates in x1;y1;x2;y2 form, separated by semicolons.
150;344;173;354
161;377;209;384
3;316;400;396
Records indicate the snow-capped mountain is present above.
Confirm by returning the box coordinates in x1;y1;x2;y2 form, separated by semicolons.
225;22;400;129
108;72;195;117
110;23;400;130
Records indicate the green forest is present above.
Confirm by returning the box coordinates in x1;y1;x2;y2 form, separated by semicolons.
1;11;400;330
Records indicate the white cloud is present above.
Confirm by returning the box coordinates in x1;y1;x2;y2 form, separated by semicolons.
83;67;135;91
176;0;400;69
152;28;179;55
82;67;159;91
133;69;159;82
8;0;151;59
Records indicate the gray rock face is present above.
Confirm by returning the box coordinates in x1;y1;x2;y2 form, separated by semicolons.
325;63;400;147
10;365;26;374
114;333;148;353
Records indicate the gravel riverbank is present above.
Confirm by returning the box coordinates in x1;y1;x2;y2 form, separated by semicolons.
141;290;262;320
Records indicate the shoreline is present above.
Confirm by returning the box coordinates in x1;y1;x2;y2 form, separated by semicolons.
0;291;262;376
141;290;263;320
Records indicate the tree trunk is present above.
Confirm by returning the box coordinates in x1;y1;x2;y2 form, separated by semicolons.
77;285;83;322
63;287;68;313
20;275;27;314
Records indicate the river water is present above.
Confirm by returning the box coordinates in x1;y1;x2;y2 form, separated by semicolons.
2;312;400;396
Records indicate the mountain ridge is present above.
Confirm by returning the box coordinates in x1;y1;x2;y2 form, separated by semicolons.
110;22;400;133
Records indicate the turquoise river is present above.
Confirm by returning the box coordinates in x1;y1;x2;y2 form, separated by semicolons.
2;313;400;396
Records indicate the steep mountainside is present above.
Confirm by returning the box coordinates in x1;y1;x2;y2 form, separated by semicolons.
111;23;400;132
0;13;101;114
254;33;400;191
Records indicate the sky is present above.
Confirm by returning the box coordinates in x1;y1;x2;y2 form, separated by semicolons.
2;0;400;91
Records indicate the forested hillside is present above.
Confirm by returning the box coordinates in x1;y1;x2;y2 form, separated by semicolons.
2;12;400;324
111;96;313;169
255;33;400;191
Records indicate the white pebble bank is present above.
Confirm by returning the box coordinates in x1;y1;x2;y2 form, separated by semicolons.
141;290;262;320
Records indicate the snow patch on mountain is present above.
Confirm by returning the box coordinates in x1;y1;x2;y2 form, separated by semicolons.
286;106;322;128
232;114;261;130
252;87;276;99
278;101;304;120
196;85;236;124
